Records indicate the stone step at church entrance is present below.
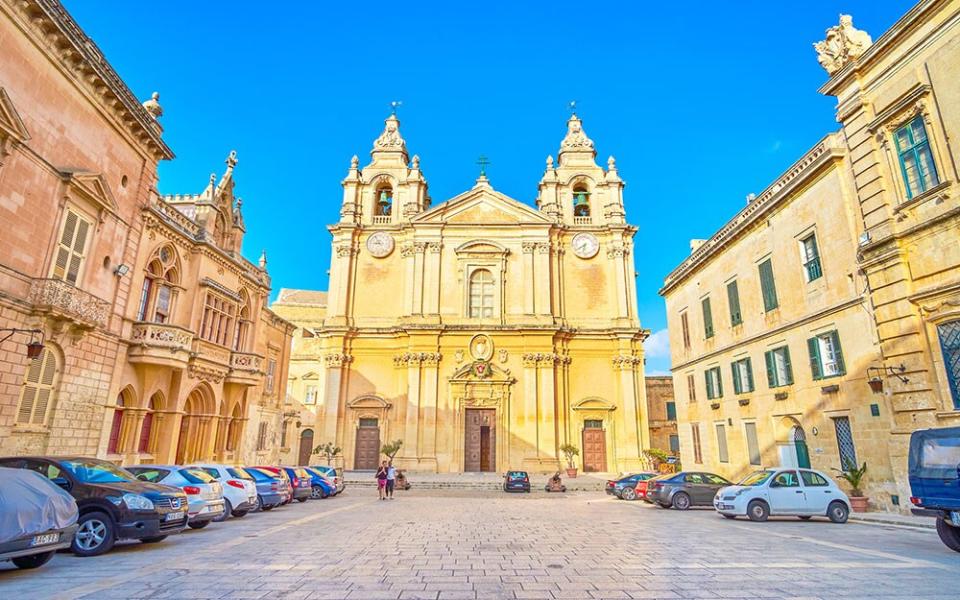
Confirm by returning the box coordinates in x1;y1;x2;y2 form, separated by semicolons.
342;470;611;492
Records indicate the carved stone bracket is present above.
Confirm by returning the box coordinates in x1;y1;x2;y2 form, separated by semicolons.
612;355;643;370
188;364;227;384
521;352;569;367
393;352;442;367
324;353;353;368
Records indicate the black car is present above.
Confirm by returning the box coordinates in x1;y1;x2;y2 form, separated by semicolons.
0;456;189;557
503;471;531;493
646;471;732;510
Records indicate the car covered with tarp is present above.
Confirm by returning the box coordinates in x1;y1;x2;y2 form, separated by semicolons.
0;467;78;570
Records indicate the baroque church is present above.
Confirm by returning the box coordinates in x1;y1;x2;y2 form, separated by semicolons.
273;112;650;473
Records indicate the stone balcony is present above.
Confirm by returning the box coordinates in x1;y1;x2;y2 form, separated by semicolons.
226;351;265;386
28;278;110;331
128;322;194;369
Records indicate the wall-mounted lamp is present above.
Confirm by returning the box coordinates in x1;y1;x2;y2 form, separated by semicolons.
0;328;44;359
867;364;909;393
114;263;130;277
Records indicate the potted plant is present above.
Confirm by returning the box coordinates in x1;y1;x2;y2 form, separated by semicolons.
834;459;869;512
559;443;579;478
312;441;342;466
643;448;670;472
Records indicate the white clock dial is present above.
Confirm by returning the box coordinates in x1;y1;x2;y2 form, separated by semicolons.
366;232;395;258
571;232;599;259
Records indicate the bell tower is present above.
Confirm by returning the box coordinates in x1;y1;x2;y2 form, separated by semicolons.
536;113;625;226
339;112;429;225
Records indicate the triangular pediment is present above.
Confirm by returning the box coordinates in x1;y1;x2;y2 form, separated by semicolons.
60;170;119;216
0;88;30;143
412;185;553;226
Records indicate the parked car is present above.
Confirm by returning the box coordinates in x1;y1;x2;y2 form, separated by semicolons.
908;426;960;552
310;465;345;494
503;470;531;493
606;472;657;500
646;471;732;510
245;467;291;511
0;467;78;570
713;468;851;523
126;465;225;529
260;466;311;503
193;465;258;520
256;466;297;504
303;467;337;499
0;456;188;556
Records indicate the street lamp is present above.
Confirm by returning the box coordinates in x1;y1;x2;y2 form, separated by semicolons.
0;328;45;358
866;364;909;394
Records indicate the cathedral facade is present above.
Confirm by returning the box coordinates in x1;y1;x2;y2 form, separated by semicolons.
273;113;649;473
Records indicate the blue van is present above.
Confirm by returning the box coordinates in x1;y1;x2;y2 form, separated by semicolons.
908;426;960;552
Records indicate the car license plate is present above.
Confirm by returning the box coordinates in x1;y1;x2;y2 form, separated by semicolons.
165;511;185;522
30;533;59;546
950;511;960;527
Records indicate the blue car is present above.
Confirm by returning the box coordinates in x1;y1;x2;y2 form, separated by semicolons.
303;467;336;499
909;426;960;552
245;467;290;511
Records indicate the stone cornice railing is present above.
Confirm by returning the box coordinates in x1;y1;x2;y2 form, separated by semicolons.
28;278;109;329
660;134;844;295
130;322;193;349
230;351;264;373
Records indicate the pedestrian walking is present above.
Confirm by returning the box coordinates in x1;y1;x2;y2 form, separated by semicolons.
376;460;388;500
386;461;397;499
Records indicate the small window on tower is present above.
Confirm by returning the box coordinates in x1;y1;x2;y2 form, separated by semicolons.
572;186;591;217
375;185;393;216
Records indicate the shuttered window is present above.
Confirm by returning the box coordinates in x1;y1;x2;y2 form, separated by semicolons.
680;312;690;350
764;346;794;387
731;357;754;394
265;359;277;393
758;259;779;312
705;367;723;399
800;234;822;282
894;116;939;199
686;373;696;403
691;423;703;464
715;423;729;463
256;422;268;450
16;347;59;425
702;297;714;339
727;280;742;326
744;422;761;466
808;330;846;380
52;209;91;285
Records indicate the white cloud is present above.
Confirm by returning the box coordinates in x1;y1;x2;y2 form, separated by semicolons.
646;369;672;377
644;328;671;359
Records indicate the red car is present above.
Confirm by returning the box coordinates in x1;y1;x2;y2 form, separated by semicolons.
637;474;670;503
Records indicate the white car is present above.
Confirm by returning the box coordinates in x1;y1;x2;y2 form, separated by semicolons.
127;465;225;529
193;465;259;520
713;468;851;523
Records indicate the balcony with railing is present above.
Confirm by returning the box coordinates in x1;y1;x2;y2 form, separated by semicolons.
372;215;391;225
227;351;265;386
573;216;592;225
28;278;110;330
128;322;194;368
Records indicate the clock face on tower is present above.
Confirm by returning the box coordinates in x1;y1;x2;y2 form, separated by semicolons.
571;232;600;259
366;232;395;258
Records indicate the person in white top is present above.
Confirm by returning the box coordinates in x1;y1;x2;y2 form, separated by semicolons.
385;462;397;499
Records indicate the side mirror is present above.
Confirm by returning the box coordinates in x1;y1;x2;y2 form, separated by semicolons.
51;476;71;490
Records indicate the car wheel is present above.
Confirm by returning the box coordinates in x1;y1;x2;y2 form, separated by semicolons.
297;496;309;503
72;511;116;557
214;499;232;522
188;521;210;530
311;486;324;499
747;500;769;522
672;492;691;511
798;516;812;520
936;517;960;552
656;502;670;509
232;510;248;518
11;551;54;569
722;514;736;520
622;488;637;501
827;501;849;524
140;536;168;544
261;504;274;511
254;495;264;512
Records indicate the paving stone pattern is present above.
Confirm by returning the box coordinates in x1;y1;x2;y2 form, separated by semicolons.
0;489;956;600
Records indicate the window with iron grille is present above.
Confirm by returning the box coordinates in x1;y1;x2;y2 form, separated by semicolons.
938;320;960;410
833;416;857;469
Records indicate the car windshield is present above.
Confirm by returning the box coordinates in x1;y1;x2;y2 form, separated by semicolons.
250;467;281;480
228;467;253;480
507;472;527;480
738;471;774;486
128;467;170;483
64;459;137;483
180;469;217;484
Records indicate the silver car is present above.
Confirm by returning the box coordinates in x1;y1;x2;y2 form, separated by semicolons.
127;465;225;529
191;464;258;520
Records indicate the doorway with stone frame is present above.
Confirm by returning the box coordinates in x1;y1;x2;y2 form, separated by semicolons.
464;408;496;472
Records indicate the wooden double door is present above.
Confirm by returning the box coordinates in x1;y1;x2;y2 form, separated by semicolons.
464;409;496;472
354;419;380;470
582;421;607;472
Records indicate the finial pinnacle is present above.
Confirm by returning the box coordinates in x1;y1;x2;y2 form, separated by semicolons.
476;154;490;177
390;100;402;115
567;100;577;116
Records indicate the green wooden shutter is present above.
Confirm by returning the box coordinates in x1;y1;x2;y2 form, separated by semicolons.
765;351;776;387
704;371;713;399
716;368;723;397
808;337;823;380
731;363;742;395
727;281;741;326
759;259;779;311
702;297;714;338
783;347;794;384
832;331;846;375
745;358;754;392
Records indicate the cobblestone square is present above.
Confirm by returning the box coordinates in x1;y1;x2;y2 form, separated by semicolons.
0;489;955;600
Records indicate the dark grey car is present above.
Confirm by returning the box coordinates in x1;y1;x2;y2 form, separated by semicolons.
646;471;732;510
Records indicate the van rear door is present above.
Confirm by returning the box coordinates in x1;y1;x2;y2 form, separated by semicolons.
910;428;960;509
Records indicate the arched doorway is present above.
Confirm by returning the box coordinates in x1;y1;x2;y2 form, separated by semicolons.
298;428;314;466
792;426;811;469
775;417;811;468
107;392;126;454
176;386;214;464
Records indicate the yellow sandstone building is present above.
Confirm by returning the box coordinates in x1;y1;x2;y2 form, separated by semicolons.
661;1;960;511
273;113;650;473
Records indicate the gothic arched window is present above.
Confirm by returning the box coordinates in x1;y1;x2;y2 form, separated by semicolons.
375;185;393;216
573;185;591;217
137;245;179;323
107;392;125;454
233;289;251;351
469;269;494;319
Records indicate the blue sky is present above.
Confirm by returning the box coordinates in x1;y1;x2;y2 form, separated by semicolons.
65;0;913;375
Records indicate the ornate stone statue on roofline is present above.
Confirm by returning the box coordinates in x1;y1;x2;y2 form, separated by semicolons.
814;14;873;75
